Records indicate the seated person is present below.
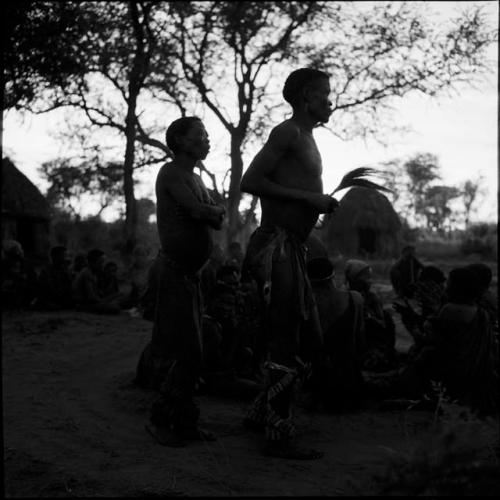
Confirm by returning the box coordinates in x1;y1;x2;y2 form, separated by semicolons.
345;259;396;372
306;256;365;411
381;267;498;415
412;264;446;319
72;248;120;314
205;263;253;376
121;244;153;311
201;243;225;299
36;245;74;309
139;251;161;321
466;262;498;333
71;253;87;279
389;245;423;299
99;260;123;301
1;239;38;310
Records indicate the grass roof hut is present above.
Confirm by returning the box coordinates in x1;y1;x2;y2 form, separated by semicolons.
320;186;402;258
2;157;50;258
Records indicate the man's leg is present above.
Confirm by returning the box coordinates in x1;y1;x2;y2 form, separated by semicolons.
261;247;323;459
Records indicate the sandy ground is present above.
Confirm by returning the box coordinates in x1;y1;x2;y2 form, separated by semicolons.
1;287;490;497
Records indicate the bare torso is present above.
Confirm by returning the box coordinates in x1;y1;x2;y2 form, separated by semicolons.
260;121;323;241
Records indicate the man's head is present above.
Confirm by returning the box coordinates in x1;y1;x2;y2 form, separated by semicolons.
283;68;332;123
401;245;416;260
166;116;210;160
345;259;372;292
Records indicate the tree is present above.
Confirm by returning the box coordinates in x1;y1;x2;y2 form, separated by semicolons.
7;1;173;253
403;152;442;225
461;177;485;228
7;1;497;247
2;1;94;111
40;158;124;220
148;1;497;243
422;184;461;233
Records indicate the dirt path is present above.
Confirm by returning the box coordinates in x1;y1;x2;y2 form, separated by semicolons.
1;308;445;497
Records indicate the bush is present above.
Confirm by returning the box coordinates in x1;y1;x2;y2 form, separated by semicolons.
460;223;497;259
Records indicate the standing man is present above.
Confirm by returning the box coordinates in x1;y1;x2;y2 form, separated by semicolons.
390;245;423;299
144;116;226;446
240;68;338;459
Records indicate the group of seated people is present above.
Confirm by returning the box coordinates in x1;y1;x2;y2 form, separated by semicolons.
137;237;498;418
1;239;153;315
3;237;497;417
202;239;498;417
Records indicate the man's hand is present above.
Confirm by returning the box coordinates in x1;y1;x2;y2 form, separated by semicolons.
305;193;339;214
208;204;226;230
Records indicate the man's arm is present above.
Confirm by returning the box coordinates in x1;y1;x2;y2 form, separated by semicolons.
240;122;335;214
165;173;225;228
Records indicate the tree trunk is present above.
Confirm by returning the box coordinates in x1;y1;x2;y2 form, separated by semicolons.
226;133;245;246
122;1;148;255
123;99;138;254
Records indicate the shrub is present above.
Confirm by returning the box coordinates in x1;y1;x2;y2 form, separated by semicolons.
460;223;497;259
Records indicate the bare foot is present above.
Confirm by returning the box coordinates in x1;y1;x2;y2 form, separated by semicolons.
264;441;324;460
177;426;217;442
145;423;186;447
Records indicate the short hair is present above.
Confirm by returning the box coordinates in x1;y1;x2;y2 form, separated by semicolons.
282;68;330;107
165;116;203;154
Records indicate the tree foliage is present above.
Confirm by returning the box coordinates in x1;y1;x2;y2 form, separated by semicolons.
3;1;95;110
40;158;124;219
5;1;497;245
377;151;486;232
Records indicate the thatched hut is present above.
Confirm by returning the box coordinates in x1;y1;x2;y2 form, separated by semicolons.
2;157;50;258
318;186;402;258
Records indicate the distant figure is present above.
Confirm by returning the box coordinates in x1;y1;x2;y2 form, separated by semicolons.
36;245;74;310
412;265;446;319
125;244;153;311
137;116;225;447
71;253;88;279
72;248;120;314
390;245;423;299
200;243;224;300
1;239;38;310
138;251;161;321
99;260;125;303
240;67;339;459
306;256;365;411
345;259;396;372
466;262;498;331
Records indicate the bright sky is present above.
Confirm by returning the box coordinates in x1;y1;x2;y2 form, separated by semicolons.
2;1;498;224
